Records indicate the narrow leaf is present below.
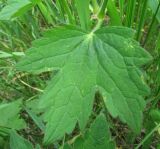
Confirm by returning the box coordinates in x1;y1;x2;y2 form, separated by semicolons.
148;0;160;23
107;0;122;26
74;0;90;30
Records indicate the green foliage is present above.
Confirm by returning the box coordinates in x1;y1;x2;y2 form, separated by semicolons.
74;0;90;30
10;130;33;149
150;109;160;122
72;114;115;149
0;0;160;148
0;0;34;20
0;100;26;130
148;0;160;22
17;24;152;144
107;0;122;26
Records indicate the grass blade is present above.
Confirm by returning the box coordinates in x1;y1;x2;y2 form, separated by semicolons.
98;0;108;19
136;0;148;41
135;123;160;149
143;1;160;46
37;1;54;25
119;0;125;21
58;0;75;24
74;0;90;30
125;0;137;27
91;0;99;14
107;0;122;26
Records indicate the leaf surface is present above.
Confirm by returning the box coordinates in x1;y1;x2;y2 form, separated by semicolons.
17;25;152;144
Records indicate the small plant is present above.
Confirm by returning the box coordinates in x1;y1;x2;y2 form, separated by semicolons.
0;0;160;148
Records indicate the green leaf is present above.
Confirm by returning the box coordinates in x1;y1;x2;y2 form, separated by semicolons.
0;100;26;130
148;0;160;22
150;109;160;122
107;0;122;26
74;0;90;30
0;0;35;20
10;130;33;149
73;114;115;149
17;25;152;144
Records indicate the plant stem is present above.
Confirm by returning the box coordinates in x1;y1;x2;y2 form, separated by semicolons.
135;123;160;149
136;0;148;41
92;19;103;32
98;0;108;19
92;0;109;32
143;1;160;46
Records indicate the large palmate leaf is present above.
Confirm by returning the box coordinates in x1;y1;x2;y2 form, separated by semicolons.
72;114;115;149
0;0;35;20
17;25;152;144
